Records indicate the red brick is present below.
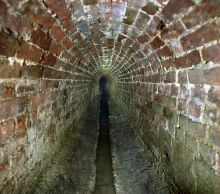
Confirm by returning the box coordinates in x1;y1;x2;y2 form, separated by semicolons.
45;0;69;20
62;18;77;33
31;29;52;50
157;46;172;58
174;50;201;69
150;36;165;50
62;38;73;50
0;1;7;17
50;24;66;41
49;41;62;56
181;20;220;51
17;42;43;63
161;59;173;69
182;0;220;29
142;2;158;15
161;0;194;21
204;67;220;85
202;44;220;64
23;2;55;28
41;53;57;67
137;34;150;44
161;21;185;39
0;32;19;57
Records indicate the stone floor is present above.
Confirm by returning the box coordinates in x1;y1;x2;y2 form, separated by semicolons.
33;99;99;194
109;101;171;194
31;97;174;194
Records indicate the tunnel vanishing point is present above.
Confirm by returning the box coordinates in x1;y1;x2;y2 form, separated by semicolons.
0;0;220;193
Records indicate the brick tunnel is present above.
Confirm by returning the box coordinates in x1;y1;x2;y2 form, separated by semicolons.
0;0;220;193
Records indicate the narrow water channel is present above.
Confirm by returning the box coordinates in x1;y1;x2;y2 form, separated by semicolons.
93;77;116;194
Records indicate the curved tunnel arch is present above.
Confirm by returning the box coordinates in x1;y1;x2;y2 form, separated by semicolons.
0;0;220;193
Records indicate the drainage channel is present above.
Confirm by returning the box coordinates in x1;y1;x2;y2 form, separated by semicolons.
93;88;116;194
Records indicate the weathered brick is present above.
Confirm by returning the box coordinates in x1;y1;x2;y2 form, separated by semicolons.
137;34;150;44
188;69;204;84
150;36;165;50
123;7;138;25
45;0;69;20
135;12;150;31
49;41;62;56
62;38;73;50
164;71;176;83
157;46;172;59
31;29;52;50
17;42;43;63
0;58;22;78
178;70;188;84
208;87;220;105
204;67;220;85
179;115;206;138
202;44;220;64
50;24;66;41
181;20;220;51
146;16;164;36
0;81;16;99
161;21;185;40
190;86;205;102
161;0;194;21
210;126;220;147
188;101;202;118
174;50;201;69
41;53;57;67
0;98;27;120
182;0;220;29
22;65;43;79
142;2;158;15
161;59;173;69
171;84;179;97
24;3;55;28
16;115;27;138
0;119;15;144
0;32;18;57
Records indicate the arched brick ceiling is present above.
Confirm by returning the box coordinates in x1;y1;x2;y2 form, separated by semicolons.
1;0;220;83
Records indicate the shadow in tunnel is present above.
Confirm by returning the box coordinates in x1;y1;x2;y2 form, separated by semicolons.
99;76;110;123
93;76;116;194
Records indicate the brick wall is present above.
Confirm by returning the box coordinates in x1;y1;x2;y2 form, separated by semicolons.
0;0;220;193
0;0;96;192
114;0;220;193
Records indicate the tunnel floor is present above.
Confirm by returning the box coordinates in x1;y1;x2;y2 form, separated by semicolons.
31;96;173;194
